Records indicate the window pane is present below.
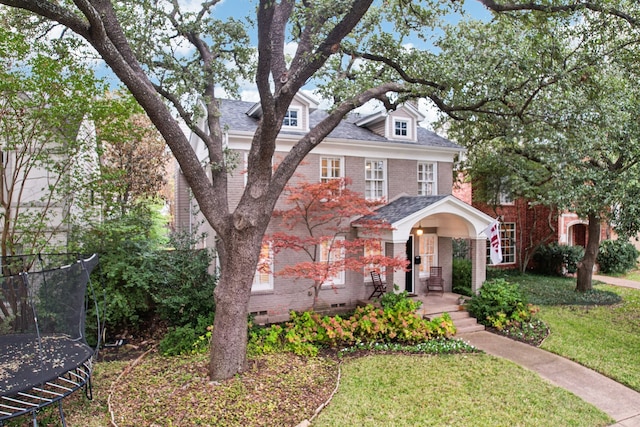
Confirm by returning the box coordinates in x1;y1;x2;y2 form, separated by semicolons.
320;237;345;285
394;120;408;136
418;234;437;275
418;162;435;196
321;157;342;182
283;109;298;127
252;243;273;291
365;160;386;199
486;223;516;264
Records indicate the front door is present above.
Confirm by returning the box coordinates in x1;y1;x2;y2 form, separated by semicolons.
405;236;413;294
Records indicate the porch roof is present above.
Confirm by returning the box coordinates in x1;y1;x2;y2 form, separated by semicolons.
354;195;496;243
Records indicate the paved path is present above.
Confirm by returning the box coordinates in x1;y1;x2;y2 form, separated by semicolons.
460;275;640;427
593;274;640;290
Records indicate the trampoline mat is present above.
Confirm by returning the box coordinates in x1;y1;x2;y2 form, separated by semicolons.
0;334;93;396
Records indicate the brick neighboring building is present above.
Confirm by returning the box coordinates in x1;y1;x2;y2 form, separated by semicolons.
453;178;614;272
175;93;495;323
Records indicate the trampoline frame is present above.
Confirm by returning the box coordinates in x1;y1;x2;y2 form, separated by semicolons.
0;254;101;427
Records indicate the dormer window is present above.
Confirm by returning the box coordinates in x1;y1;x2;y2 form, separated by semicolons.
283;108;301;129
394;119;408;137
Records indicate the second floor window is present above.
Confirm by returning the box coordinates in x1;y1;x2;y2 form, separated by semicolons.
320;157;343;182
417;162;436;195
283;109;299;127
365;159;386;200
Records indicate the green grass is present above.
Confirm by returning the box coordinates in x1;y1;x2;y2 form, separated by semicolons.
538;285;640;391
491;271;640;392
314;354;612;427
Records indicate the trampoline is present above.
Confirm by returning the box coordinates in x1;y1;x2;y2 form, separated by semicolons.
0;254;100;426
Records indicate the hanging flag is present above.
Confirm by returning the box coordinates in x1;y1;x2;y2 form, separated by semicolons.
483;220;503;265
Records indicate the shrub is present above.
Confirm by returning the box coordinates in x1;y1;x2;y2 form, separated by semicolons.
379;287;422;311
78;202;168;330
248;293;455;356
452;238;470;259
598;239;639;274
159;319;212;356
150;228;217;329
467;278;539;330
452;258;472;296
533;243;584;276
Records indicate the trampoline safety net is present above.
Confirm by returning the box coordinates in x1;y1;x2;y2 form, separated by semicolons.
0;253;99;425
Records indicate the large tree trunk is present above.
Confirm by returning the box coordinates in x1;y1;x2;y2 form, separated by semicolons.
576;213;601;292
209;228;263;381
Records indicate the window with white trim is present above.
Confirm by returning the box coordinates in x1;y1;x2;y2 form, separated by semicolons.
418;233;437;276
320;237;345;287
320;157;343;182
394;119;409;137
486;222;516;264
364;240;384;280
252;243;274;292
417;162;436;196
283;108;301;128
365;159;386;200
498;190;514;205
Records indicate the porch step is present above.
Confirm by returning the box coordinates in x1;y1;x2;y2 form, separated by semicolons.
424;309;485;335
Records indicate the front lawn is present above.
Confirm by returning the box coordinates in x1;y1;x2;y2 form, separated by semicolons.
7;272;637;426
495;271;640;392
539;286;640;391
313;354;611;427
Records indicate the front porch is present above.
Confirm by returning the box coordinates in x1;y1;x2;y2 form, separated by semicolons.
412;292;485;335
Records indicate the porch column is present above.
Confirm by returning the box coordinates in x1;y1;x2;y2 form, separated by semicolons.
470;238;487;294
385;241;406;293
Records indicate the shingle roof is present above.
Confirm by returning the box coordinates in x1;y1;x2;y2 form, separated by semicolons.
218;99;462;150
359;195;449;224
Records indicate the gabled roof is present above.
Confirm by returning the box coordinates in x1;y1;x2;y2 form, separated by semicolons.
218;99;462;151
354;195;495;243
355;102;425;127
246;92;320;118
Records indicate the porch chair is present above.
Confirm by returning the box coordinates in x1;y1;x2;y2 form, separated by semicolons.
426;266;444;295
369;271;387;299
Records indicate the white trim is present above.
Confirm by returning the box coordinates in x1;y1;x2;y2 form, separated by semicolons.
417;161;437;196
282;106;303;131
225;131;464;162
364;158;387;200
393;118;412;140
354;195;495;244
320;156;344;181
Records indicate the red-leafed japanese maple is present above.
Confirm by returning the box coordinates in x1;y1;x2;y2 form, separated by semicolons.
268;178;408;308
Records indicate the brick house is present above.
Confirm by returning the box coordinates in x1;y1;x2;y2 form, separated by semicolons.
454;179;614;271
175;93;495;323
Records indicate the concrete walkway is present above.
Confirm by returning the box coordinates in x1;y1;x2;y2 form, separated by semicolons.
459;274;640;427
593;274;640;290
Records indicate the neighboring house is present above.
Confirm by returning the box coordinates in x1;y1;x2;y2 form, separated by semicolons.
0;115;99;257
175;93;495;324
453;180;614;271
